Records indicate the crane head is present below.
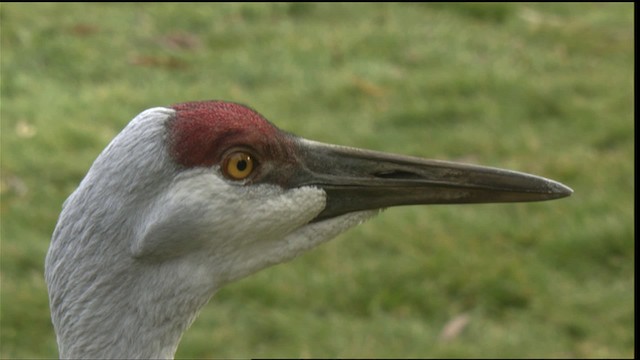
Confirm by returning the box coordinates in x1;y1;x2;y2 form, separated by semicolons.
137;100;572;282
45;100;572;358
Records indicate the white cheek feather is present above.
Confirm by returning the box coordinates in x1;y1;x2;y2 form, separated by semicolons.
133;166;349;282
215;188;378;284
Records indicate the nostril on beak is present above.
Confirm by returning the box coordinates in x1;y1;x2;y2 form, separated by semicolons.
373;170;423;180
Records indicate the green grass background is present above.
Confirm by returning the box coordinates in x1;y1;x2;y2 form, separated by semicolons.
0;3;633;358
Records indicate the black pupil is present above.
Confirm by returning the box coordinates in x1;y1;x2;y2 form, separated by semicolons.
236;159;247;171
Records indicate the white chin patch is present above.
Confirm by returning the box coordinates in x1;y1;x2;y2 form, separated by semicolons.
281;209;381;258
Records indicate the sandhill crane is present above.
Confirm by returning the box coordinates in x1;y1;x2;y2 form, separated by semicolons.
45;100;572;359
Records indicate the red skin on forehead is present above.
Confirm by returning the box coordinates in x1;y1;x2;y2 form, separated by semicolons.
169;101;287;168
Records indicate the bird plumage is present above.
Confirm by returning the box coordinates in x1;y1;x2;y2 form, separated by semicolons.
46;103;376;358
46;101;571;358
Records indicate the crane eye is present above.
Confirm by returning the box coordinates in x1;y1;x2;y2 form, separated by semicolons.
222;151;255;180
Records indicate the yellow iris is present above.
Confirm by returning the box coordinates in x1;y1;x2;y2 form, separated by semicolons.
223;151;254;180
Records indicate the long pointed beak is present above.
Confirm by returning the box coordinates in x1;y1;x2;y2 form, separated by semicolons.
288;139;573;222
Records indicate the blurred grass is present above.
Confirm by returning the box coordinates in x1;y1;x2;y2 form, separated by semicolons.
0;3;633;358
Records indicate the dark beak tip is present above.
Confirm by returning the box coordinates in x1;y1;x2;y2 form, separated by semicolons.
549;180;573;198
